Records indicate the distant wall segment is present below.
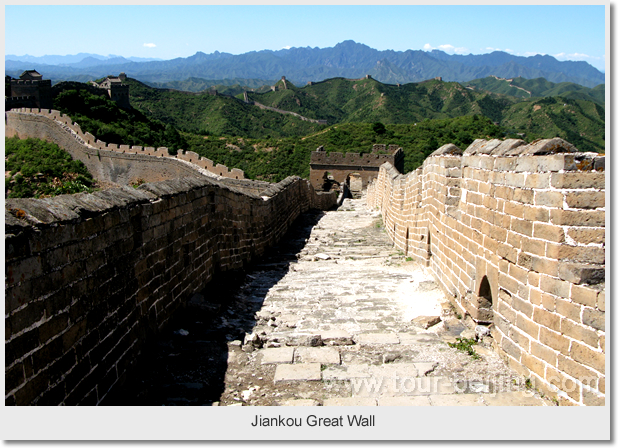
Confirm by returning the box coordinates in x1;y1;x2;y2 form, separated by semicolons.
310;144;404;197
5;108;245;185
5;174;336;405
367;138;605;406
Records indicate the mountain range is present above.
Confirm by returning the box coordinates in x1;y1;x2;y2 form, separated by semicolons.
6;40;604;88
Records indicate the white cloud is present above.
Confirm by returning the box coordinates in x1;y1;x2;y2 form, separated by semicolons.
143;43;156;48
282;45;292;50
424;43;468;54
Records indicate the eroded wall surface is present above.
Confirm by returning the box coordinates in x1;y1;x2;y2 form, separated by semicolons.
5;174;336;405
367;138;605;406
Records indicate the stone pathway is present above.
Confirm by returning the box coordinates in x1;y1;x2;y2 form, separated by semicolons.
215;198;548;407
109;197;549;406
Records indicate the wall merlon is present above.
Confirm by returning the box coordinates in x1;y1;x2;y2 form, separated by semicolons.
5;109;243;182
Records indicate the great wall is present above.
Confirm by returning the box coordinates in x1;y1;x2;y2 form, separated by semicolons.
367;138;605;406
4;105;605;406
5;108;245;185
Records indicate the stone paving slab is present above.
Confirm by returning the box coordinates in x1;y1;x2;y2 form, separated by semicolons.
261;347;295;364
354;333;400;345
397;333;441;345
430;394;485;406
352;376;456;398
274;363;322;383
295;347;341;364
210;197;549;407
322;364;372;380
481;391;547;406
323;397;378;406
320;330;354;345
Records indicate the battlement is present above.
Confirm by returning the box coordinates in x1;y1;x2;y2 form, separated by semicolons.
309;144;404;196
6;108;245;181
310;151;396;167
10;79;52;86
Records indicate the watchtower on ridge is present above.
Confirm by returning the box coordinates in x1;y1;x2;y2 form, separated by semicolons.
310;144;404;198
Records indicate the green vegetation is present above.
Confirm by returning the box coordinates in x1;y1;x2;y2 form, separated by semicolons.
125;78;324;138
463;76;605;106
448;337;480;360
5;136;96;198
37;75;604;188
179;114;505;182
52;82;187;154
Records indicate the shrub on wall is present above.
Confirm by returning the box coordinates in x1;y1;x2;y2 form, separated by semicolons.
5;136;95;198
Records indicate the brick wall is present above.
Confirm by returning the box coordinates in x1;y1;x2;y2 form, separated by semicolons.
5;109;245;184
367;138;605;406
5;175;337;405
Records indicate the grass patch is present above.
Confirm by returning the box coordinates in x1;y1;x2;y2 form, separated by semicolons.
448;337;480;360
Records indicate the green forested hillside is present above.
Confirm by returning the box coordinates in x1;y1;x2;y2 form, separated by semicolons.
499;96;605;153
183;115;507;182
463;76;605;105
126;78;325;138
44;75;605;186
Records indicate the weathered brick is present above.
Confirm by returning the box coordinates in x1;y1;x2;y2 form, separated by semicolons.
535;191;564;207
557;354;597;387
511;218;533;237
570;285;597;307
516;313;540;338
532;307;560;331
545;366;580;403
524;173;551;189
550;172;605;189
530;255;559;277
582;308;605;332
565;191;605;209
540;276;571;298
529;287;542;306
561;318;599;348
530;340;557;366
509;327;531;351
559;262;604;285
541;292;556;311
500;336;522;361
565;228;605;245
556;245;605;264
523;205;549;223
555;297;581;323
509;263;528;284
504;202;524;219
570;342;605;373
521;352;546;378
550;209;605;227
532;222;565;243
520;237;545;256
539;327;570;355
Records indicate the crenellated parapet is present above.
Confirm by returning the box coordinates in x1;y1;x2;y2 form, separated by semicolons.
310;144;404;197
368;137;605;406
5;108;245;183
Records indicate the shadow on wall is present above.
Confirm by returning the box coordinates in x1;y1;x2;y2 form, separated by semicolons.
102;211;324;406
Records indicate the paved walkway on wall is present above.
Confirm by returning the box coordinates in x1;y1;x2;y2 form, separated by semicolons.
109;197;549;406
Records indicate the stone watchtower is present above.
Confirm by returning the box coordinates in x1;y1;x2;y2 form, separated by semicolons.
309;144;404;198
7;70;53;110
90;73;131;108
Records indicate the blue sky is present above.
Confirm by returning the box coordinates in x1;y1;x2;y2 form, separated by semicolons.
5;5;607;71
